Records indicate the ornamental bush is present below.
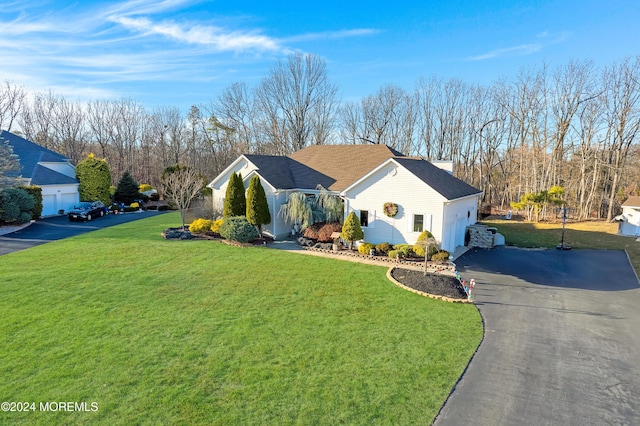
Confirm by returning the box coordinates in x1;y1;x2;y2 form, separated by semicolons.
393;244;414;258
413;230;438;257
317;222;343;242
189;218;213;234
303;222;324;240
0;187;35;224
375;242;392;254
358;242;375;254
431;250;451;262
210;219;224;233
76;154;111;205
19;186;43;220
341;211;364;249
219;216;258;243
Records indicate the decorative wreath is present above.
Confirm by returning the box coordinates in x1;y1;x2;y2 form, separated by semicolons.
383;202;398;218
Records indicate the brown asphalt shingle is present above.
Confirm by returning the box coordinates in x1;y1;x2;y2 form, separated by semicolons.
288;144;405;191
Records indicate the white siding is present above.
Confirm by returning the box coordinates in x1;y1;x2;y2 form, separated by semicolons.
442;197;478;252
343;164;447;246
40;162;76;179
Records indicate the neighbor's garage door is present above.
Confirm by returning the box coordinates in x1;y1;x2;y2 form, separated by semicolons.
42;194;58;217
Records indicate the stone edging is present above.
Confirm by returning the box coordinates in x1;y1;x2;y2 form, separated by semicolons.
386;267;472;304
304;246;457;274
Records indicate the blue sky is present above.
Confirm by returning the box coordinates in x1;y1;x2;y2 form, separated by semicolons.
2;0;639;111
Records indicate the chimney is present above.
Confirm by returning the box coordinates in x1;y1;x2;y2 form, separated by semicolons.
431;160;454;175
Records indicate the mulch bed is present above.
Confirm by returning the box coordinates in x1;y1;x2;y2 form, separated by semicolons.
391;268;468;300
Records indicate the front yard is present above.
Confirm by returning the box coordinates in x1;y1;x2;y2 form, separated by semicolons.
0;213;482;425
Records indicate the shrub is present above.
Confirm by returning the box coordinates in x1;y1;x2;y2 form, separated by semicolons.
139;183;153;192
19;186;43;220
375;242;392;254
219;216;258;243
158;205;173;211
189;218;213;234
210;219;224;233
149;192;160;201
388;249;402;259
317;222;343;242
76;153;111;205
413;230;438;257
358;242;375;255
341;211;364;248
303;222;324;240
223;172;246;217
431;250;451;262
393;244;414;258
0;188;35;224
130;202;140;209
114;171;142;205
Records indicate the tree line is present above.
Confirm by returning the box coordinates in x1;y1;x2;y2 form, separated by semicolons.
1;53;639;221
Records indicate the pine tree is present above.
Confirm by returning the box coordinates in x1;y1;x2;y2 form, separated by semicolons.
114;171;141;205
246;175;271;236
76;153;111;205
223;172;246;217
340;211;364;249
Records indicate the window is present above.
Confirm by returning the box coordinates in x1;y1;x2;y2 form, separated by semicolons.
360;210;369;227
413;214;424;232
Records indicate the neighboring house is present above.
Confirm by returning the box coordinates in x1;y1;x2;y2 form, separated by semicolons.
1;130;79;217
617;196;640;236
207;144;482;252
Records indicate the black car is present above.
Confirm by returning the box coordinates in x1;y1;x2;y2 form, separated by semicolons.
68;201;106;221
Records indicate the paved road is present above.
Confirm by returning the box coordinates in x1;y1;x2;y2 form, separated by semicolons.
434;247;640;425
0;211;164;255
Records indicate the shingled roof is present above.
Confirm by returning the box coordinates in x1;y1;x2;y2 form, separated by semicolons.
1;130;78;185
622;196;640;208
244;155;335;190
393;157;481;200
289;144;405;191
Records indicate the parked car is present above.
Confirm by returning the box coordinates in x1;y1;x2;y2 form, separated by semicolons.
68;201;106;221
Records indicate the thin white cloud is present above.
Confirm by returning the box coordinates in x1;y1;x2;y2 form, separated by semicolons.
112;16;281;52
284;28;381;43
470;43;543;61
469;31;571;61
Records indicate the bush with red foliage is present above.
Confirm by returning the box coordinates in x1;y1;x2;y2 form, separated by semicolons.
317;222;343;242
303;222;324;240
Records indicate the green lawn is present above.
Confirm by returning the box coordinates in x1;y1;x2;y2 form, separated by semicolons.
0;213;482;425
483;218;640;274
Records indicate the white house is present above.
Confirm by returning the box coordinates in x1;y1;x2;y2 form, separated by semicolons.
617;196;640;236
1;130;80;217
207;144;482;252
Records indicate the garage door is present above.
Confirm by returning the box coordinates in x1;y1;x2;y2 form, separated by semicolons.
42;194;58;217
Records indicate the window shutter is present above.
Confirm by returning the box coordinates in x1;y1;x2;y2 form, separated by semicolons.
425;214;432;232
370;210;376;228
407;212;413;232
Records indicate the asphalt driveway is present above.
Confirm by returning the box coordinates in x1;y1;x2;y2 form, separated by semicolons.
0;210;164;255
434;246;640;425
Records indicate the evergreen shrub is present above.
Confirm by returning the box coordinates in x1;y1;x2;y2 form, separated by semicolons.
413;230;438;257
189;218;213;234
431;250;451;262
358;242;375;254
20;186;43;220
219;216;258;243
210;219;224;233
0;188;35;224
375;242;392;254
